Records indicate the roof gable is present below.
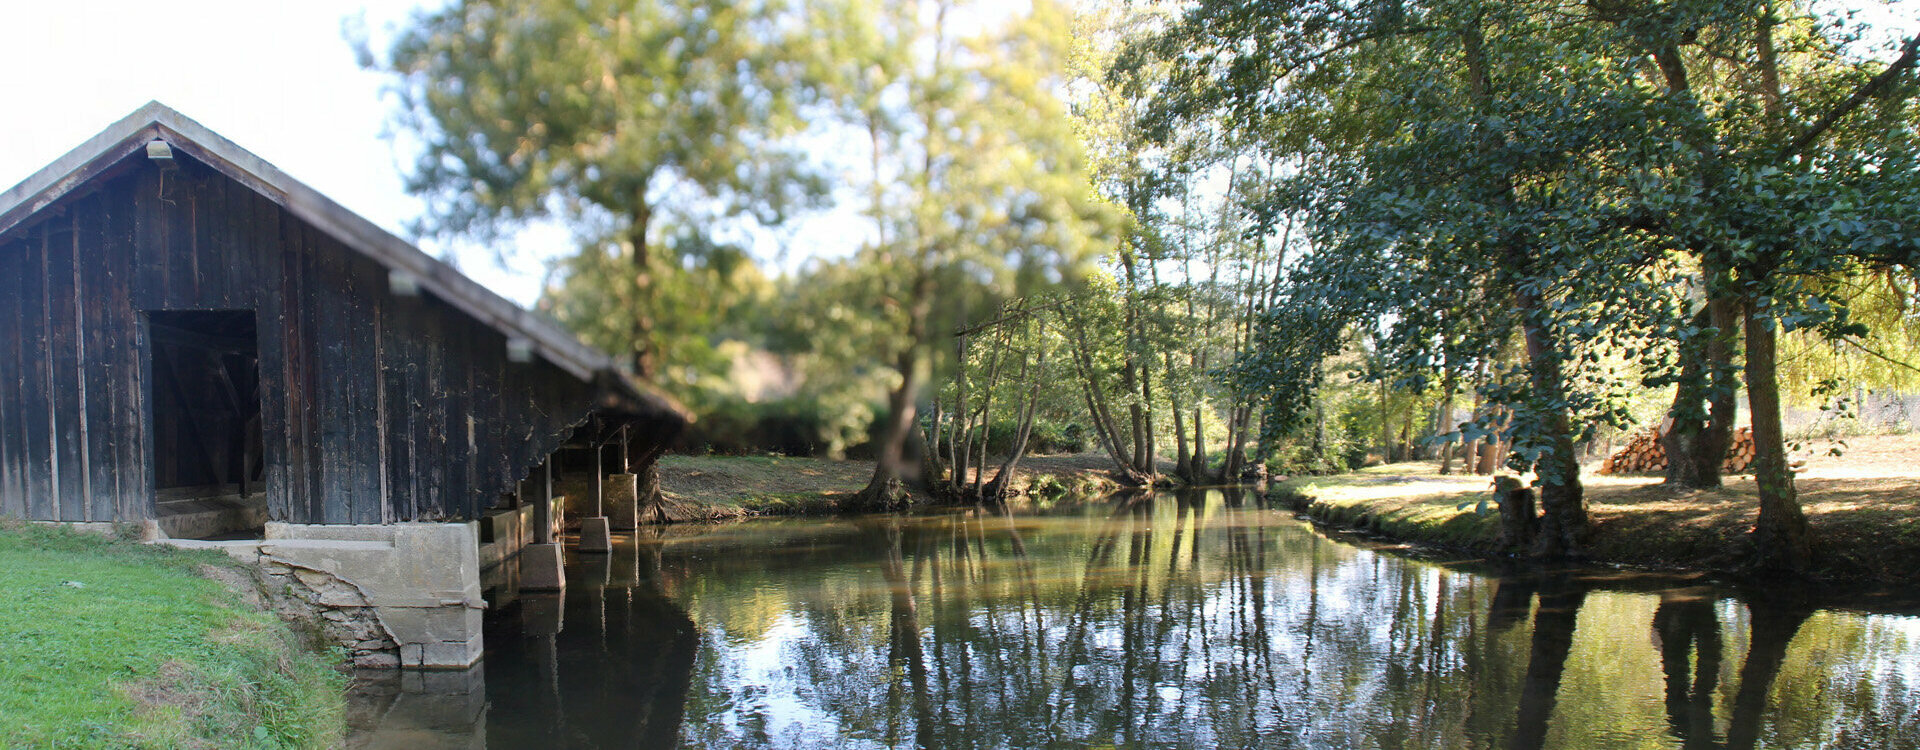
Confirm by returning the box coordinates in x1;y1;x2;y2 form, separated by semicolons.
0;102;613;384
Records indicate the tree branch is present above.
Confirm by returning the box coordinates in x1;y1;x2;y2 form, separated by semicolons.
1783;35;1920;158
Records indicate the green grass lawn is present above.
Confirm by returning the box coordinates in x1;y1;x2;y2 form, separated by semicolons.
0;522;343;748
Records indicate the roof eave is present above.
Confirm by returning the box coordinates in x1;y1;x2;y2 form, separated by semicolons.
0;101;614;384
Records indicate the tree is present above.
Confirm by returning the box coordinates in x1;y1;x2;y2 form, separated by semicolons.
1589;0;1920;568
365;0;832;507
1140;0;1680;555
836;0;1118;510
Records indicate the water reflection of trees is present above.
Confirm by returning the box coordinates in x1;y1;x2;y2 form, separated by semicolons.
656;493;1920;749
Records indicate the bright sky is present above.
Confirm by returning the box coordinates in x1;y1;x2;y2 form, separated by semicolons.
0;1;1914;308
0;0;597;307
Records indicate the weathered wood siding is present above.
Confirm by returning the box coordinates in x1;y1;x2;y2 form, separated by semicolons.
0;155;596;524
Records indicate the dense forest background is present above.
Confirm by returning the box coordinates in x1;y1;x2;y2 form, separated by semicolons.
361;0;1920;564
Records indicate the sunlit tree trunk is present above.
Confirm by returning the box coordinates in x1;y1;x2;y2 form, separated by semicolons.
1745;306;1810;570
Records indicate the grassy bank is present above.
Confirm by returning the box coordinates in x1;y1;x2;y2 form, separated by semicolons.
1277;434;1920;584
0;522;344;748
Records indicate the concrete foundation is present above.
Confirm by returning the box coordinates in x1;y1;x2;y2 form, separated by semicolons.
169;521;486;669
476;505;536;569
519;543;566;591
578;516;612;552
155;491;267;539
605;473;639;530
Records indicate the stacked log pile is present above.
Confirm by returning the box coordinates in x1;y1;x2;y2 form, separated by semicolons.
1599;425;1756;475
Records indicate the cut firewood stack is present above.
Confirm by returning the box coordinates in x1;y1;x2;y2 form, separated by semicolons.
1598;425;1756;475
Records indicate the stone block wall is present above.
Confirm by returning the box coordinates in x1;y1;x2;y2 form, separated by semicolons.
169;521;487;669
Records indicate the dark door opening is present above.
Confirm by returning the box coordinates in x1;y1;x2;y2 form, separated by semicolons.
147;310;265;537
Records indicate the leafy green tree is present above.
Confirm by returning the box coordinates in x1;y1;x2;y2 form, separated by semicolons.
365;0;834;505
835;0;1118;509
1588;0;1920;568
1141;0;1685;554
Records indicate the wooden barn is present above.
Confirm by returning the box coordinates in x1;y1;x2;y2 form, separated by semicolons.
0;102;683;534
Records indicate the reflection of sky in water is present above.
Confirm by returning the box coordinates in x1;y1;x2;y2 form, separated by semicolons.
714;614;863;748
349;491;1920;749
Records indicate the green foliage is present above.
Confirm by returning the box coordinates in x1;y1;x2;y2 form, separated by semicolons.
679;395;874;458
1132;0;1920;510
367;0;826;240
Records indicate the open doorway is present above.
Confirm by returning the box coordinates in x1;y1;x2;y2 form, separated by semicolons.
146;310;266;538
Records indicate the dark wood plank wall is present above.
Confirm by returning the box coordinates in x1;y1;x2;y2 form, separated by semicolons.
0;156;599;524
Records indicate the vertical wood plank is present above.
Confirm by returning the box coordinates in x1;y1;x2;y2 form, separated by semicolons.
22;229;55;520
0;236;25;518
131;171;166;311
382;278;417;523
117;178;157;521
346;251;385;524
84;194;130;522
46;215;85;521
254;191;292;522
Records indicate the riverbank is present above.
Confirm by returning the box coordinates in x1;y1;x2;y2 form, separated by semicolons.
0;522;344;748
658;452;1134;518
1278;433;1920;585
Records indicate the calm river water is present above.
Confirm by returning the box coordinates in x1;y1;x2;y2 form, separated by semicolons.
347;489;1920;749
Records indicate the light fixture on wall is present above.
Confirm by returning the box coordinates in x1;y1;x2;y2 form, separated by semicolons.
389;269;422;297
146;139;176;170
507;339;535;364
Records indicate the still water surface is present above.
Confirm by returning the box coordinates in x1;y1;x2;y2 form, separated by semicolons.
349;489;1920;749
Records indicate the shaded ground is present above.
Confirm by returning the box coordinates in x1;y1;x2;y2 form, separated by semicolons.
1279;433;1920;584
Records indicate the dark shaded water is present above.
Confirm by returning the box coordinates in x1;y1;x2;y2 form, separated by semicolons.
348;489;1920;749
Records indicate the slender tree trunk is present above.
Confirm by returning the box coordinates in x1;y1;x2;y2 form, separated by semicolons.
1520;310;1585;558
1462;361;1488;476
1664;286;1741;488
1663;306;1716;487
1464;18;1583;556
1438;366;1459;475
853;272;936;512
1170;363;1191;480
1745;304;1810;571
627;205;674;514
1378;379;1393;464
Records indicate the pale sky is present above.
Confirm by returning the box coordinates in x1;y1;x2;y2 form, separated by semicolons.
0;1;1913;308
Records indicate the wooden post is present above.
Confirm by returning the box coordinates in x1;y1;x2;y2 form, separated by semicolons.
618;425;630;474
535;458;553;545
591;443;604;518
578;442;612;552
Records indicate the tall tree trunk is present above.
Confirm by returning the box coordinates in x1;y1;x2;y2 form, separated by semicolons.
853;272;936;512
1664;286;1741;488
1438;366;1460;475
1745;305;1810;571
1520;309;1585;558
1465;17;1583;556
627;205;673;514
1462;361;1488;476
1170;358;1191;480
